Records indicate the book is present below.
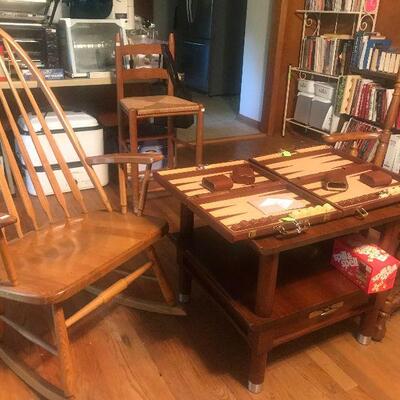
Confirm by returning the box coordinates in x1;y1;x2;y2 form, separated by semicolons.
334;76;400;129
335;117;381;161
384;135;400;171
22;68;64;81
364;0;379;13
301;35;353;75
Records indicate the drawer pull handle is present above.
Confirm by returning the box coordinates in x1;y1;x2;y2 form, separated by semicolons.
309;302;344;319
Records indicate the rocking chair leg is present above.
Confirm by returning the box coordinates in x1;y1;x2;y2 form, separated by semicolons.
146;246;176;306
52;305;75;398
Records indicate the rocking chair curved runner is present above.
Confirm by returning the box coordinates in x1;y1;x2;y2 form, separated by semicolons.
0;29;182;399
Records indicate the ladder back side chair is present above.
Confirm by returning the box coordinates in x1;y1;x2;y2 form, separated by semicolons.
0;28;183;400
324;66;400;341
115;33;205;208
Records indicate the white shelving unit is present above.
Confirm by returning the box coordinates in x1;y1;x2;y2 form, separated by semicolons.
282;1;381;137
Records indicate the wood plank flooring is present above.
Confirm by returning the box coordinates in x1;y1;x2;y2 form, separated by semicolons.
1;133;400;400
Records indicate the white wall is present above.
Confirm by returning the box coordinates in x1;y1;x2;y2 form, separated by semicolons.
239;0;273;122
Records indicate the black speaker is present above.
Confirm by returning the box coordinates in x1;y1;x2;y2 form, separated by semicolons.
69;0;113;19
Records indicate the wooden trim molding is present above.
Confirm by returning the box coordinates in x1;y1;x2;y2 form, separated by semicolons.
260;0;305;136
260;0;290;135
237;114;261;130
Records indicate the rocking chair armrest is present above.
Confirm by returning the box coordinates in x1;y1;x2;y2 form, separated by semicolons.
86;152;164;166
0;213;18;286
0;213;17;229
324;132;381;144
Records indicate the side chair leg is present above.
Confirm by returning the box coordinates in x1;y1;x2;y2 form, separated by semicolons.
0;300;5;342
167;117;175;169
128;110;140;211
52;305;75;399
146;246;176;306
195;107;204;166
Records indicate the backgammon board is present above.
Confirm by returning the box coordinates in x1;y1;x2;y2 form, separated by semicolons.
154;159;341;242
155;146;400;242
251;145;400;217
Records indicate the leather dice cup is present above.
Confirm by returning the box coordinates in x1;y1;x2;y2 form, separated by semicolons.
322;171;349;192
231;165;256;185
360;170;392;188
202;175;233;192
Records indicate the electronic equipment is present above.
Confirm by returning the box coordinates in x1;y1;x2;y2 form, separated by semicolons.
58;18;126;78
0;22;60;69
0;0;49;22
0;1;61;69
69;0;134;29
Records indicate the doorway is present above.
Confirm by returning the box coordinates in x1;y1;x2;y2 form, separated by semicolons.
150;0;260;142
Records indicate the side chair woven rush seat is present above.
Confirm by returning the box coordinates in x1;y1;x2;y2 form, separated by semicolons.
0;28;184;400
115;33;205;207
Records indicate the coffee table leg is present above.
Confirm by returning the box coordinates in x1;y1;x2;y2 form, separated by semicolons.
178;204;194;304
255;253;279;318
248;349;268;394
247;253;279;392
358;221;400;344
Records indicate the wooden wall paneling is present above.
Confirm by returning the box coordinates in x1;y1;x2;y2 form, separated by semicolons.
376;0;400;47
260;0;303;135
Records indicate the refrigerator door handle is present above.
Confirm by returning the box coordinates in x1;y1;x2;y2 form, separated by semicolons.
184;41;205;46
186;0;193;23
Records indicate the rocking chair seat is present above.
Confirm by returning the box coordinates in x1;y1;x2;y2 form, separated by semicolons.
0;211;168;305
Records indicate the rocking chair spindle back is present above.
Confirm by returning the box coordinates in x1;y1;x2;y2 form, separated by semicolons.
0;28;182;400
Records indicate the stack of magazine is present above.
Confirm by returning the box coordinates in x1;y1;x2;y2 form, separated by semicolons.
335;117;380;162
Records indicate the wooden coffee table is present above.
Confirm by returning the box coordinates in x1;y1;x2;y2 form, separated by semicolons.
154;147;400;393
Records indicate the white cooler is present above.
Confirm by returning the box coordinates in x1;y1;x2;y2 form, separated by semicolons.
17;111;109;196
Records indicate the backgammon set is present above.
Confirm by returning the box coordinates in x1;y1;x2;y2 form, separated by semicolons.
155;145;400;242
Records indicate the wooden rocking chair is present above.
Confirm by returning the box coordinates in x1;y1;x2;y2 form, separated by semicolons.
0;29;183;399
324;67;400;342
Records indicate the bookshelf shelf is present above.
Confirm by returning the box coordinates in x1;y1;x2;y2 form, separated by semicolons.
282;1;380;138
352;69;396;82
296;10;377;15
285;118;331;137
292;67;341;80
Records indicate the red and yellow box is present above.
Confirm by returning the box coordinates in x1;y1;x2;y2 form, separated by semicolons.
331;234;399;294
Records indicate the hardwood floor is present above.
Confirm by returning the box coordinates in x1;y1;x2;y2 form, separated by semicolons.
1;133;400;400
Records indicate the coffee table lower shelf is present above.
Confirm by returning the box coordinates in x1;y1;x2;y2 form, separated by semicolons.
176;226;373;392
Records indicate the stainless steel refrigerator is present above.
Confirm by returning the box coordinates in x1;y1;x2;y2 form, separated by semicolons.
155;0;247;96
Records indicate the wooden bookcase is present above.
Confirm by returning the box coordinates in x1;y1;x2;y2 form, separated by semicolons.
281;2;381;137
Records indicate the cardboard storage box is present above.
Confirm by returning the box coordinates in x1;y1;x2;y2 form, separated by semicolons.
331;234;399;294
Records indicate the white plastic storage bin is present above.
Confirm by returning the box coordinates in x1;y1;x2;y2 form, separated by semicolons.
298;79;315;95
314;82;336;101
309;96;334;132
17;111;109;196
138;141;166;172
294;92;314;125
